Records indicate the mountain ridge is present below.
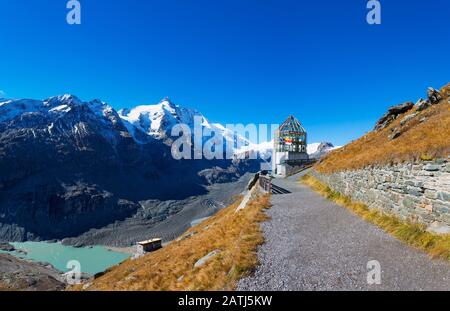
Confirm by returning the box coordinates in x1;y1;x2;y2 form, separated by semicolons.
0;94;260;243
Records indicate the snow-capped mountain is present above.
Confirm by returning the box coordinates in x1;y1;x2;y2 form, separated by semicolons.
0;94;339;160
308;142;341;159
236;140;273;161
0;94;130;147
307;142;322;155
118;97;251;150
0;94;260;242
237;140;340;161
1;94;112;123
118;98;207;142
1;95;251;151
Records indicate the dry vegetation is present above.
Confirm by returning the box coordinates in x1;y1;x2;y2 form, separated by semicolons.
442;83;450;97
302;174;450;261
73;193;271;291
315;84;450;174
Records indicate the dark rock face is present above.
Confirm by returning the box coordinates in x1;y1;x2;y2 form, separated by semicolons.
0;96;159;240
198;158;261;185
416;98;431;111
374;102;414;131
427;87;442;104
0;95;258;242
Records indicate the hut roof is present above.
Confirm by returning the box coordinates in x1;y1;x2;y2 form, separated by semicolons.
138;238;162;246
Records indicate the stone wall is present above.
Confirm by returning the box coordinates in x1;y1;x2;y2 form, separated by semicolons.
311;158;450;226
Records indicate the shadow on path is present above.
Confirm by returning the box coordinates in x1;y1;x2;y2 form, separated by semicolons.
271;184;291;195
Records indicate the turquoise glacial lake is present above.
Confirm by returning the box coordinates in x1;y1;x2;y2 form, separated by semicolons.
3;242;130;275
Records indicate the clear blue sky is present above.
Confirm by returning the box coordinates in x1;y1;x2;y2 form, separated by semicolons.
0;0;449;145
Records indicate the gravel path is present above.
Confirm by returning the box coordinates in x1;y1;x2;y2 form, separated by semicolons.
238;172;450;291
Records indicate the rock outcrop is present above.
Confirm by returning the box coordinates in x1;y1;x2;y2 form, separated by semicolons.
427;87;442;104
416;98;431;111
374;102;414;131
374;85;447;132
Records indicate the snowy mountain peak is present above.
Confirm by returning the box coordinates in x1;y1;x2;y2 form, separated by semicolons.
0;94;118;126
160;96;176;106
0;93;340;159
118;98;205;140
308;142;341;159
237;140;341;161
44;94;82;107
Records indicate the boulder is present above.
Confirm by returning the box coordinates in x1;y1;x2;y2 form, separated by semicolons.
374;102;414;131
389;129;401;140
194;250;220;268
427;87;442;104
415;98;431;111
427;222;450;235
400;112;418;126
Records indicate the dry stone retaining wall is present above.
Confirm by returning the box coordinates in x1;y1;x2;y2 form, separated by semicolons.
311;158;450;226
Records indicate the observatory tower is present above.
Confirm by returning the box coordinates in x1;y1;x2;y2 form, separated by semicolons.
272;115;309;177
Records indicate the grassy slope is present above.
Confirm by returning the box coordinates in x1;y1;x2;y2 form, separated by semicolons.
75;194;271;291
316;84;450;174
302;174;450;261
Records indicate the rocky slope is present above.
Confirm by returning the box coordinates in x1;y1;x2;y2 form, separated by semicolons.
0;253;65;291
312;84;450;229
0;95;260;243
315;83;450;173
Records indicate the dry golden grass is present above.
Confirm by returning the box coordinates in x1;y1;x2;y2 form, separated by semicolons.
301;174;450;261
315;91;450;174
441;83;450;97
73;194;271;291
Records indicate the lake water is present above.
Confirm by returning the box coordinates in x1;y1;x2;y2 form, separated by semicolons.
3;241;130;275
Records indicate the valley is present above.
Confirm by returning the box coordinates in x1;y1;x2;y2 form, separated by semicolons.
0;95;262;244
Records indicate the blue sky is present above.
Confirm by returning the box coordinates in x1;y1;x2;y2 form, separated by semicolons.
0;0;449;146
